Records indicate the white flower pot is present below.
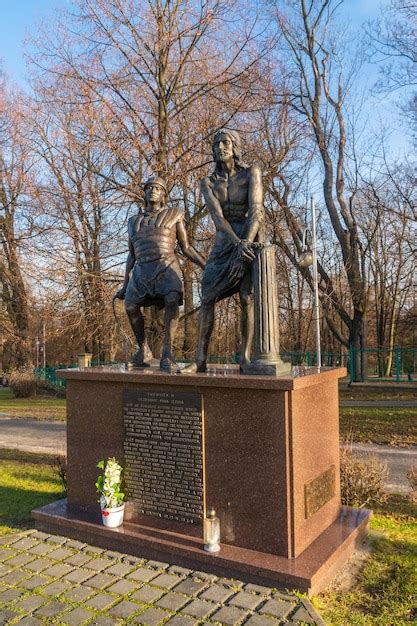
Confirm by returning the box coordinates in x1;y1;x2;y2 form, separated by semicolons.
100;503;125;528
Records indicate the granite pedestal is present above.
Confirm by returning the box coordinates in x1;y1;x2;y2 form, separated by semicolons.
33;366;370;595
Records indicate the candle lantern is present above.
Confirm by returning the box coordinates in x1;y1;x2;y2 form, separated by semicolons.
203;507;220;553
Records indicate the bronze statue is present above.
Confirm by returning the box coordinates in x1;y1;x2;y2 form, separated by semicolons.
116;176;205;370
189;129;265;372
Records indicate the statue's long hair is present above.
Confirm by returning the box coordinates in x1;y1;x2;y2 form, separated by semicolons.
210;129;248;180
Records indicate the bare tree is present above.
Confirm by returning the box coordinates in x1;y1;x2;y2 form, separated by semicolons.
266;0;371;379
0;80;35;367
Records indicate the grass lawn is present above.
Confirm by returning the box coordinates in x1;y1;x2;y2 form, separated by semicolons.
340;407;417;446
316;495;417;625
339;386;417;402
0;387;66;420
0;454;65;536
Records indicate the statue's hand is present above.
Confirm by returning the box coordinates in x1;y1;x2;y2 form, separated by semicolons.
236;239;256;263
229;258;246;282
115;287;127;300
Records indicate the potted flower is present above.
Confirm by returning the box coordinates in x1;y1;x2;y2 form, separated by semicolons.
95;457;125;528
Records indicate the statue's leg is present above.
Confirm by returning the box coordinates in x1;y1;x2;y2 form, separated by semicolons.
239;277;254;367
125;301;149;367
195;301;216;372
160;291;180;370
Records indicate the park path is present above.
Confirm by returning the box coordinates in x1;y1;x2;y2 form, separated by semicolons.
1;417;415;494
340;400;417;407
0;417;66;456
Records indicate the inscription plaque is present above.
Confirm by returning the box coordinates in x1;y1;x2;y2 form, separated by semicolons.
124;389;203;524
304;465;336;519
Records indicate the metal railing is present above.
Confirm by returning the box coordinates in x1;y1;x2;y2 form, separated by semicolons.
33;346;416;387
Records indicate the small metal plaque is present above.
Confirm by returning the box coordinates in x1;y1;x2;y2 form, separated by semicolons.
304;465;336;519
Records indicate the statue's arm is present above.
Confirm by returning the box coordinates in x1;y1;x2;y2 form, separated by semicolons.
243;164;264;243
176;219;206;269
115;229;135;299
201;177;240;245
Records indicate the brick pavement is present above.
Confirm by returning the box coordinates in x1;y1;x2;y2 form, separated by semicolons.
0;530;326;625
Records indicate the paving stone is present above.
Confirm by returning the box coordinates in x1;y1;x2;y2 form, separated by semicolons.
28;543;55;556
83;572;118;589
15;594;46;612
63;568;94;584
106;578;137;595
35;600;70;617
0;549;17;562
0;536;14;545
210;605;248;625
131;585;163;604
65;539;86;550
108;599;142;619
128;567;159;583
105;562;134;577
83;546;104;555
42;563;73;578
165;616;197;626
298;599;327;625
289;605;318;624
0;587;25;602
152;573;182;589
133;606;171;625
217;577;244;590
244;583;273;596
46;534;68;545
244;615;280;626
0;564;10;578
0;610;19;624
63;586;95;602
155;591;189;611
66;553;92;567
272;590;298;602
182;598;218;619
85;592;118;610
20;575;51;591
40;579;73;596
47;547;75;561
24;558;53;573
147;560;169;570
90;617;118;625
191;571;217;582
61;607;95;625
168;565;193;576
103;550;124;560
85;557;113;571
259;598;295;619
16;617;42;625
122;555;143;566
199;584;234;604
7;554;36;567
30;531;50;541
228;590;263;611
11;538;39;551
173;578;207;596
1;570;29;585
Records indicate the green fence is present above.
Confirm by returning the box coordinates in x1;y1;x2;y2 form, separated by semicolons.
348;346;417;383
34;346;416;388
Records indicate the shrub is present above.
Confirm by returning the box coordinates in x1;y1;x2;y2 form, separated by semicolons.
340;443;388;508
8;370;37;398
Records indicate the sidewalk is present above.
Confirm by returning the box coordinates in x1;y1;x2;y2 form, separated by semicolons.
0;529;325;625
1;417;415;494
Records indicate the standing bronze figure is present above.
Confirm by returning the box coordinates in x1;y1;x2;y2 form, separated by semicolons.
116;177;205;370
190;129;265;372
